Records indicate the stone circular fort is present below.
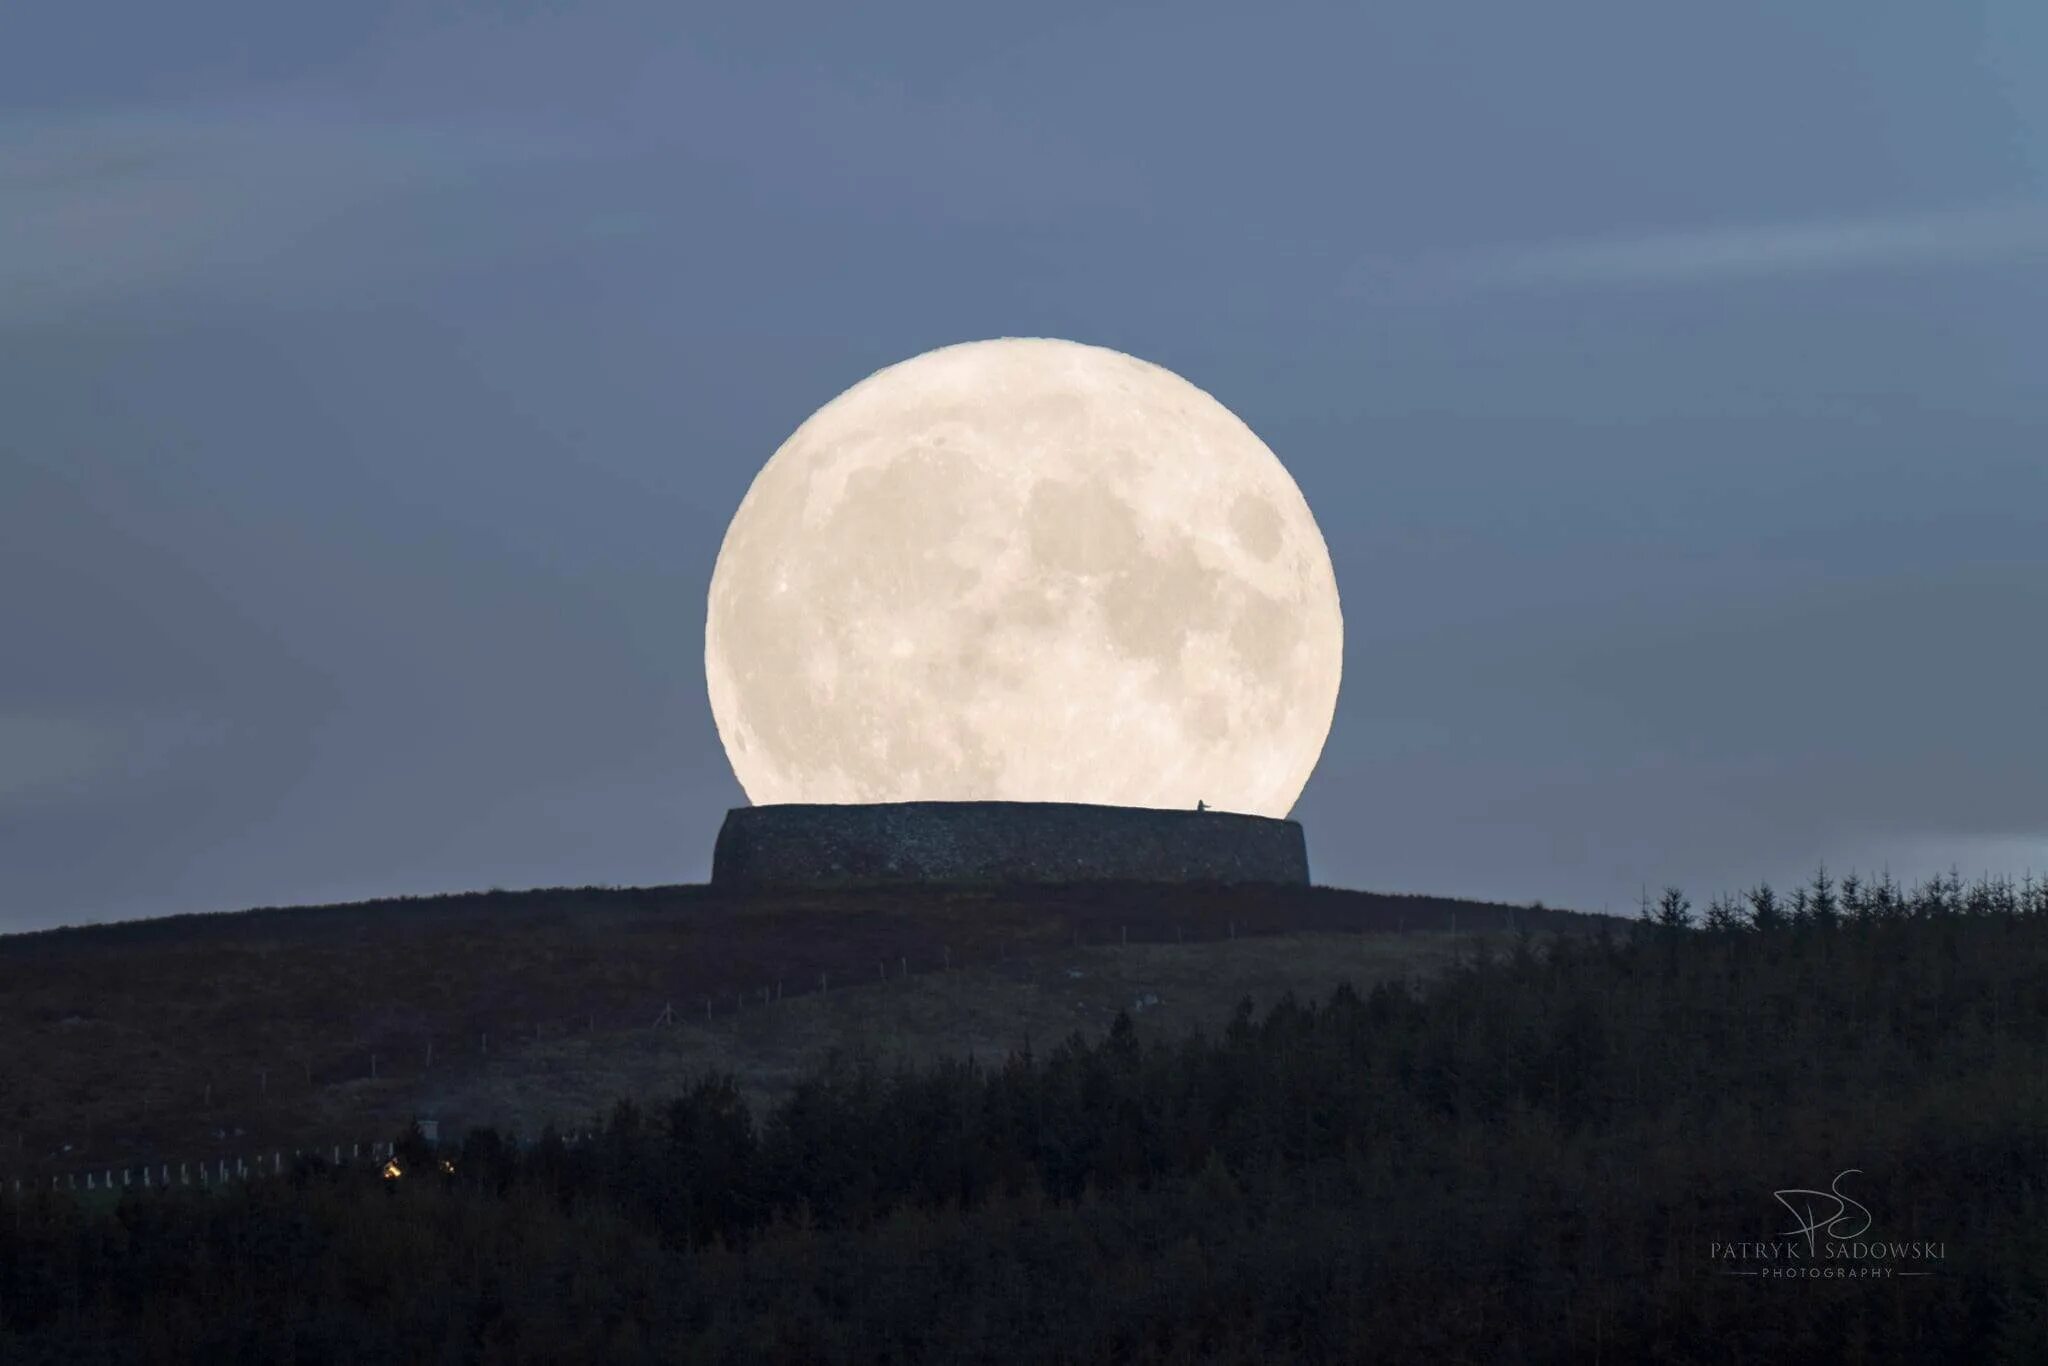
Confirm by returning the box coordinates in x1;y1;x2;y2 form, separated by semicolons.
712;801;1310;889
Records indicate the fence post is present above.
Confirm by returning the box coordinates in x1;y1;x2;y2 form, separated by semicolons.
901;956;907;978
820;971;828;992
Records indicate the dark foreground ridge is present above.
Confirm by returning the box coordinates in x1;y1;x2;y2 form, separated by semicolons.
4;882;2044;1363
713;800;1310;888
0;878;1592;1178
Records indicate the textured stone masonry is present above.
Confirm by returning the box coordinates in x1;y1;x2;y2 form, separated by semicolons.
712;801;1310;889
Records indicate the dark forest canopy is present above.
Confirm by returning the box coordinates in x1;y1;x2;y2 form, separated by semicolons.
3;868;2046;1364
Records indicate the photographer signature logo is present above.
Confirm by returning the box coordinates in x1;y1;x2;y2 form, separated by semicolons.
1710;1169;1946;1281
1773;1168;1871;1256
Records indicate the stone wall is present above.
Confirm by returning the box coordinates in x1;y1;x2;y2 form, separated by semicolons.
712;801;1309;889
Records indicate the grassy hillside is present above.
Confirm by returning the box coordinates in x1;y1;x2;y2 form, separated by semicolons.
0;881;1598;1175
5;893;2043;1363
405;928;1483;1142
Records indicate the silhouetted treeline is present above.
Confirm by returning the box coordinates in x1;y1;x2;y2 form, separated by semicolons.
2;869;2045;1364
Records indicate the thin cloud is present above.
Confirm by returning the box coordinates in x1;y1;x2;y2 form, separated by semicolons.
0;713;228;805
0;716;122;803
0;107;584;325
1346;203;2048;295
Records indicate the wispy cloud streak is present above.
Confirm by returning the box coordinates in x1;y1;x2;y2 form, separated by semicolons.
0;108;583;324
1346;203;2048;296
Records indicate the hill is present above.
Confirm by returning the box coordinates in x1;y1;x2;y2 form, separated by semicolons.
0;880;1602;1178
4;894;2043;1362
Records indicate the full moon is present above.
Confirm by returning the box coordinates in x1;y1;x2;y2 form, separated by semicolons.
704;337;1343;818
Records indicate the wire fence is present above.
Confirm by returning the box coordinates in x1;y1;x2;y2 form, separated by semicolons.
4;1132;597;1201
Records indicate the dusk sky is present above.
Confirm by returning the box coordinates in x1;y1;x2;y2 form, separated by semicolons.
5;2;2046;932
